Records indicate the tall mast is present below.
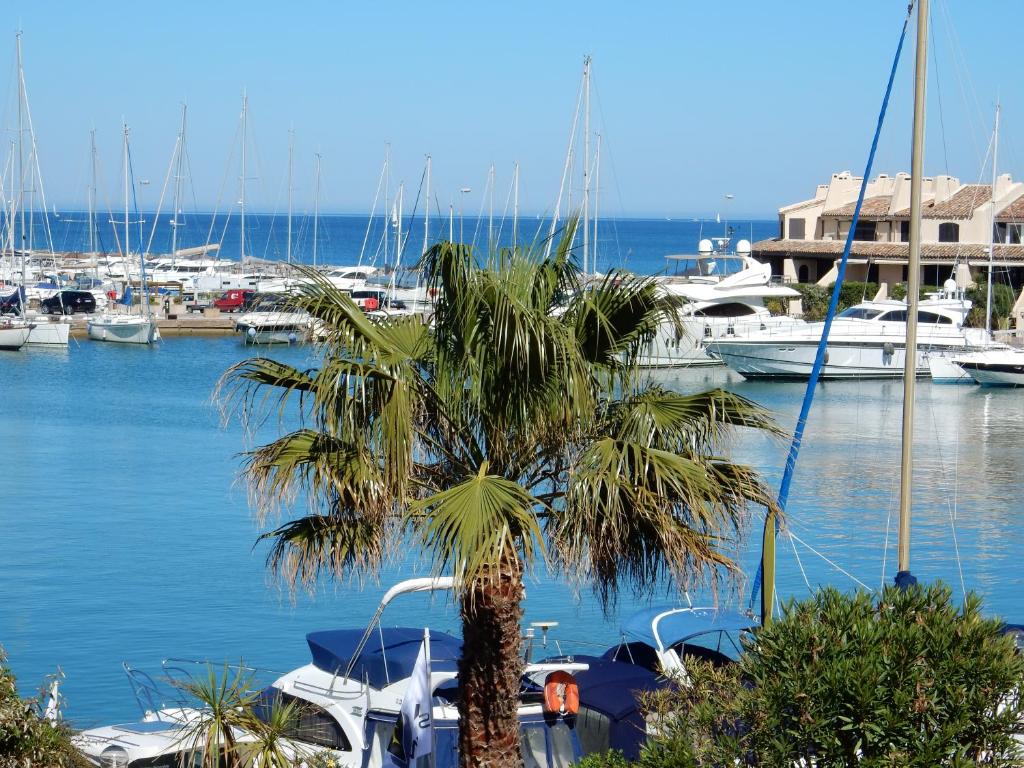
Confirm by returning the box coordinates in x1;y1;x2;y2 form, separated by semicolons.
239;91;247;261
582;55;591;276
88;130;97;256
513;162;519;248
488;163;495;252
423;155;431;257
124;123;130;274
312;152;321;267
986;104;1000;336
16;33;25;302
286;129;294;265
593;134;601;274
897;0;929;584
170;104;186;262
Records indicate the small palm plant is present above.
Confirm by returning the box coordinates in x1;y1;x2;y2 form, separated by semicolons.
171;664;259;768
239;695;310;768
220;220;781;768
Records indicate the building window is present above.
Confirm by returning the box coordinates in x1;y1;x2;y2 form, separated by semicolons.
995;222;1023;245
788;218;805;240
938;222;959;242
798;264;810;283
853;220;877;241
900;221;910;242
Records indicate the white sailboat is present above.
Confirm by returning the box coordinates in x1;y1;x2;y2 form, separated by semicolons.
9;33;69;347
87;124;160;345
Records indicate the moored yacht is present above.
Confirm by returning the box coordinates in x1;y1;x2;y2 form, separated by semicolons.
639;238;802;367
71;578;668;768
234;293;317;344
0;316;32;350
707;281;989;380
953;347;1024;386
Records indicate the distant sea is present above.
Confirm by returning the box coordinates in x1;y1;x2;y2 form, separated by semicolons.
28;211;778;276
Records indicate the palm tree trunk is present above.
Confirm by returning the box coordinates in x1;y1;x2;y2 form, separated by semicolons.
457;557;525;768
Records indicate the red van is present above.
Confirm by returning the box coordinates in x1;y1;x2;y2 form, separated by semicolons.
213;289;257;312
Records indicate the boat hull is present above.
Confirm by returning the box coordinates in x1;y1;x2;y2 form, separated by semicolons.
0;324;31;350
955;359;1024;387
25;320;70;346
706;338;946;380
87;317;160;344
638;316;804;368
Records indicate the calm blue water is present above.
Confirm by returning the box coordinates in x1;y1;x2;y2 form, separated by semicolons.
2;216;1023;729
31;212;777;277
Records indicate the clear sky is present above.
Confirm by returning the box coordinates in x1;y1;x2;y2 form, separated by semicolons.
2;1;1021;218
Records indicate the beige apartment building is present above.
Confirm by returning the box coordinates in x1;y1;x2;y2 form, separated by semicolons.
752;172;1024;310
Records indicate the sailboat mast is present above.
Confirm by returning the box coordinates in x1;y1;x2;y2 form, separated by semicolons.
239;92;247;261
423;154;431;257
897;0;929;581
513;162;519;248
16;33;26;304
89;130;97;256
170;104;186;262
488;163;495;252
124;124;130;273
593;134;601;274
986;105;1000;336
582;55;591;276
313;152;321;267
287;130;294;265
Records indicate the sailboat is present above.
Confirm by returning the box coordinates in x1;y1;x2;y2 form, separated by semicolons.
6;33;69;347
87;124;160;345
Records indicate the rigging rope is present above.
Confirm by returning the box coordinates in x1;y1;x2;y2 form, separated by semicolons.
749;5;913;612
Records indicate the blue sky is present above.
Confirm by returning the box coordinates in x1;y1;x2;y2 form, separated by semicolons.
2;1;1021;218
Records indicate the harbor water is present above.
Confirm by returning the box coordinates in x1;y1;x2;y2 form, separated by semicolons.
2;215;1022;727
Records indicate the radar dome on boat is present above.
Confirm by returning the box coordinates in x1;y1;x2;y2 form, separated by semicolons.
736;239;751;254
943;278;958;296
698;239;713;254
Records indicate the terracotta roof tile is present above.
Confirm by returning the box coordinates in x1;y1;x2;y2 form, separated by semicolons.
892;184;991;219
751;238;1024;264
996;193;1024;221
820;195;892;219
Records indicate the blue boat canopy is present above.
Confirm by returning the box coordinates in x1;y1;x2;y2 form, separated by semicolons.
306;627;461;690
620;607;757;650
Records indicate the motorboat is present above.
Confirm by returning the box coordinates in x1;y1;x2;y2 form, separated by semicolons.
638;238;802;367
87;313;161;345
706;281;989;380
72;578;668;768
234;293;317;344
953;347;1024;386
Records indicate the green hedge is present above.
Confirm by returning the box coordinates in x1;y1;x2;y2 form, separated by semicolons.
589;584;1024;767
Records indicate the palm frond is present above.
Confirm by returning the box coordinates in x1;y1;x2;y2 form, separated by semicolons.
412;464;545;590
261;512;394;591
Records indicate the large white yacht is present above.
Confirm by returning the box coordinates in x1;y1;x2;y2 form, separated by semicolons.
638;237;802;367
706;282;989;380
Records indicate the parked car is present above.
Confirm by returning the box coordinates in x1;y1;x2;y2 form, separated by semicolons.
349;289;406;311
41;290;97;315
213;289;257;312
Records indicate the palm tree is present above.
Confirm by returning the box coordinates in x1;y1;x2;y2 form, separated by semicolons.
171;664;259;768
219;220;781;768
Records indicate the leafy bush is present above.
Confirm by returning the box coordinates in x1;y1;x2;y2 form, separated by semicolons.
793;282;878;320
629;585;1024;767
0;649;89;768
965;283;1016;330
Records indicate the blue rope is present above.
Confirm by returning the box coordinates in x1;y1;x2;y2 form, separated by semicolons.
750;7;913;611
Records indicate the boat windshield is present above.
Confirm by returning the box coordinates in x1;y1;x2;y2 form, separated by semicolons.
666;255;745;278
838;307;883;320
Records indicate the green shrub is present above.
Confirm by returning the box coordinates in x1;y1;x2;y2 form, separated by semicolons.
965;283;1016;329
0;649;89;768
793;282;878;320
631;584;1024;767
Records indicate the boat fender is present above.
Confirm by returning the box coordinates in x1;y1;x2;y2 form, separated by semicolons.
106;290;117;300
883;341;895;356
823;348;829;364
542;670;579;716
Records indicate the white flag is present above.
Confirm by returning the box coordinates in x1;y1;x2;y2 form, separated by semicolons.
388;629;432;766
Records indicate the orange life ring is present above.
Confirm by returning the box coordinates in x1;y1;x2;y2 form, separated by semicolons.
364;297;379;311
542;670;579;716
106;290;117;300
